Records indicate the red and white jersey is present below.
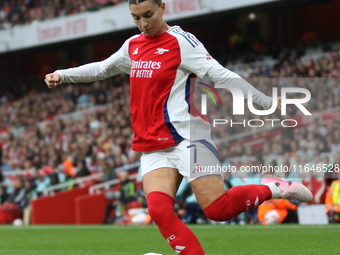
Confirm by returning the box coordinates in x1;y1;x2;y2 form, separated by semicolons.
57;26;272;152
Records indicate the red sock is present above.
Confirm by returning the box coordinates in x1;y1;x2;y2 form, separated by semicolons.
203;185;272;221
147;191;205;255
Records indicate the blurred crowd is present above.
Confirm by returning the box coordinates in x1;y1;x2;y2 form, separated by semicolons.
234;49;340;79
0;0;125;29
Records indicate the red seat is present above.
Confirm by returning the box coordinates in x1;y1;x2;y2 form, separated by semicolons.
0;203;21;224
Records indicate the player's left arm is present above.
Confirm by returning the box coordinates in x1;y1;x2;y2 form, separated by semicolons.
205;60;276;110
179;32;275;110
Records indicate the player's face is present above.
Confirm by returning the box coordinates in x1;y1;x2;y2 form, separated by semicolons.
130;1;167;37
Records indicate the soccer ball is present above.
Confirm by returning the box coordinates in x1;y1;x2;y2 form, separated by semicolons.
13;218;23;226
143;253;163;255
264;210;280;225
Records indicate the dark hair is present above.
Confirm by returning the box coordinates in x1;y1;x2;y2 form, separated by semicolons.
128;0;162;7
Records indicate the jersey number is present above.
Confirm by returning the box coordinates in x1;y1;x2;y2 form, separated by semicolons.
187;144;197;164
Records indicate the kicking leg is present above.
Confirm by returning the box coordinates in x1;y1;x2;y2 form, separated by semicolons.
191;175;312;221
190;175;272;221
143;168;205;255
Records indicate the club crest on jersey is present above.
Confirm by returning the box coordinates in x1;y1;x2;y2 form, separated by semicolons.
154;48;169;55
133;48;139;55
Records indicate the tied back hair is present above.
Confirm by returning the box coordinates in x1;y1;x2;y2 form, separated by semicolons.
128;0;162;7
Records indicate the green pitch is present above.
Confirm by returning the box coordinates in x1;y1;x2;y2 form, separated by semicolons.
0;224;338;254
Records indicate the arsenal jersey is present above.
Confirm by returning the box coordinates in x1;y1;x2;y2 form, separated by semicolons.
57;26;272;152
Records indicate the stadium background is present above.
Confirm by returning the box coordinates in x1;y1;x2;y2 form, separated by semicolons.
0;0;340;229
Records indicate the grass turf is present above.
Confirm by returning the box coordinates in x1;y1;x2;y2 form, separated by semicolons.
0;224;338;255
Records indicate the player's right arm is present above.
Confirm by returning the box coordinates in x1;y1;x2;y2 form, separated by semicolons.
45;36;135;89
46;53;123;86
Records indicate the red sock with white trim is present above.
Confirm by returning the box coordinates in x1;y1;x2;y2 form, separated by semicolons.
147;191;205;255
203;185;272;221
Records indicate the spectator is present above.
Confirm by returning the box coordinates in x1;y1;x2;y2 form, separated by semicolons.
102;170;136;224
21;179;37;210
228;30;244;54
1;177;26;212
325;171;340;223
0;169;14;204
178;179;208;224
62;155;76;178
181;193;207;224
102;158;117;181
35;169;51;194
91;81;107;105
75;159;91;177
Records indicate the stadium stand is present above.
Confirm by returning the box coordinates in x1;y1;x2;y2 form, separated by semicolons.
0;0;126;29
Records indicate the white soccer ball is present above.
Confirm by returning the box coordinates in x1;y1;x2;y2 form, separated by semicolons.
143;253;163;255
264;210;280;225
13;218;23;226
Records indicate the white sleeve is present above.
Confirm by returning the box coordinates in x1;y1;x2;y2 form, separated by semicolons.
55;37;133;84
206;61;272;109
177;30;272;109
178;31;216;79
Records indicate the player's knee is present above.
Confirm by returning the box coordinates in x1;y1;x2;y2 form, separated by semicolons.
203;206;225;221
147;191;175;224
203;195;231;222
148;204;166;224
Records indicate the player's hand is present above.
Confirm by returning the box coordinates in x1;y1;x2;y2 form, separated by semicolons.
270;96;281;111
45;72;61;89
